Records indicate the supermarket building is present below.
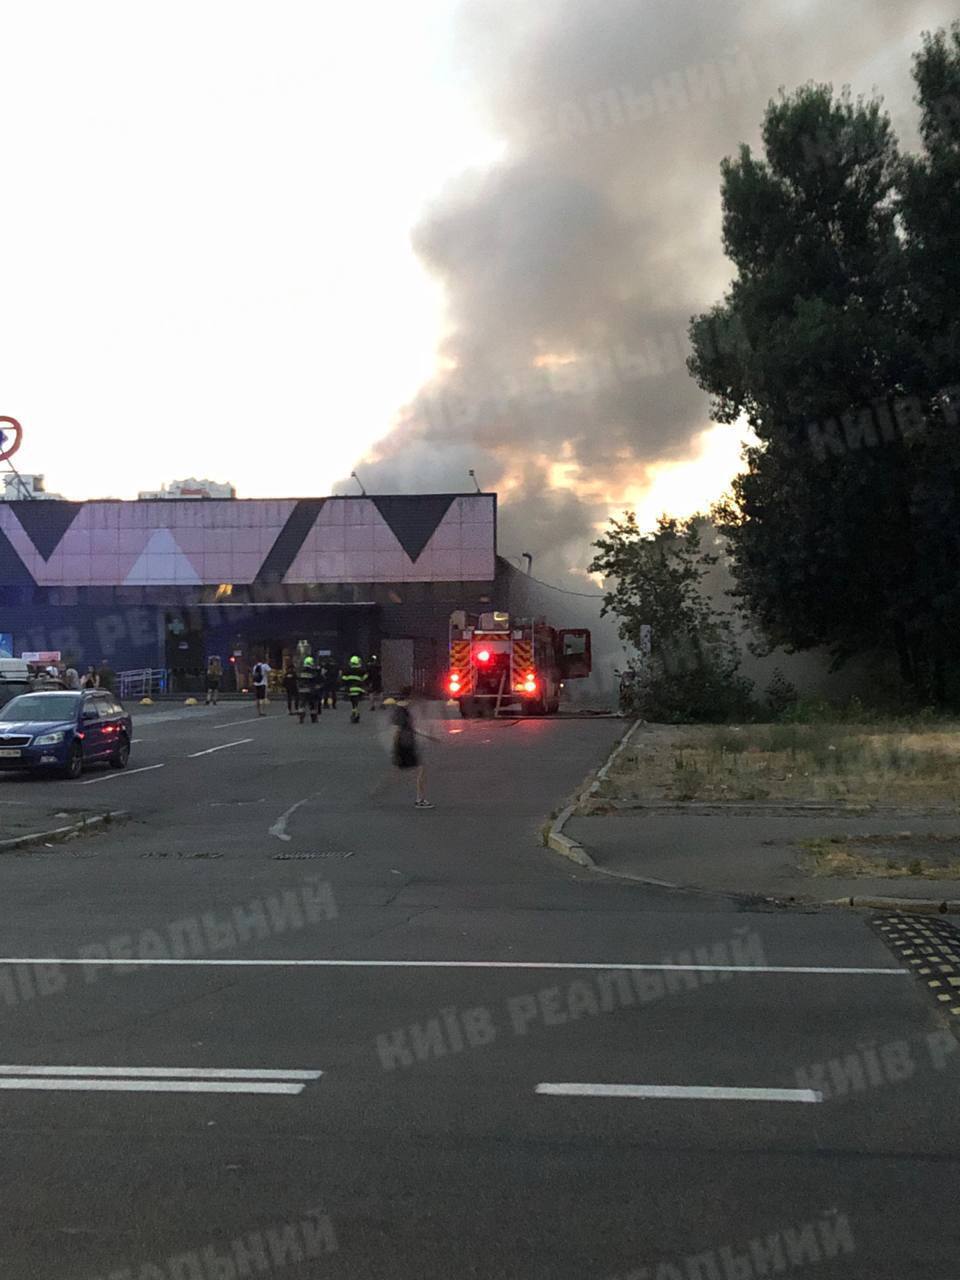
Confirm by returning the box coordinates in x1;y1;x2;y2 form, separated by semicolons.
0;492;517;691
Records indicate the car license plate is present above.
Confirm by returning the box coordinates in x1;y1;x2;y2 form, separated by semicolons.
0;748;22;758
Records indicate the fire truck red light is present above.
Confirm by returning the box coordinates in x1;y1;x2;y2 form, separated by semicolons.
476;649;491;663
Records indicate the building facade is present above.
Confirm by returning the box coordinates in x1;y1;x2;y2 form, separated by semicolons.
0;492;501;691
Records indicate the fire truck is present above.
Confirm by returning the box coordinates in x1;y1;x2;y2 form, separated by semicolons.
446;610;592;716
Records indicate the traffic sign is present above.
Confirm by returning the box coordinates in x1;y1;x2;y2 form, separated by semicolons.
0;417;23;462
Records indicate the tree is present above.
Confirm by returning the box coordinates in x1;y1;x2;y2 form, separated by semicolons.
688;26;960;704
589;514;752;722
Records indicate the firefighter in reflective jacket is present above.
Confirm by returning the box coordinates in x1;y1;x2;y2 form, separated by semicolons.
341;655;368;723
297;655;321;723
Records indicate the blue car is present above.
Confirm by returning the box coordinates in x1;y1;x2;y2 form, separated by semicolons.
0;690;132;780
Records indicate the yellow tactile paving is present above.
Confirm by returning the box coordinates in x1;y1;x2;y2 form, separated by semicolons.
871;914;960;1022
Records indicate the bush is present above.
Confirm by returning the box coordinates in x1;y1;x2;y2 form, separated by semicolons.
765;669;798;719
625;654;755;724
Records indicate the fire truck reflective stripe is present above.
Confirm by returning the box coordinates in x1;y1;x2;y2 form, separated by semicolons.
450;639;474;692
513;641;533;680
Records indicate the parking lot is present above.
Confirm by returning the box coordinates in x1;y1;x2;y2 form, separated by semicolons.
1;699;959;1278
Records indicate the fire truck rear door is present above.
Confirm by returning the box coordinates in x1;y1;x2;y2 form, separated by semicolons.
558;629;592;679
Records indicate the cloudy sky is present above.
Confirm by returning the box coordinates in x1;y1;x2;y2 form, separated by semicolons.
2;0;955;582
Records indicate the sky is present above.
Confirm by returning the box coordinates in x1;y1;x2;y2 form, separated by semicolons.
2;0;957;585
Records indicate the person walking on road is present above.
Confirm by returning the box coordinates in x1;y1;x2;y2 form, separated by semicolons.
297;656;321;723
367;654;383;712
393;687;432;808
205;657;222;706
98;659;116;694
283;660;299;716
81;666;99;690
251;658;271;716
64;665;80;691
341;655;368;724
321;659;338;709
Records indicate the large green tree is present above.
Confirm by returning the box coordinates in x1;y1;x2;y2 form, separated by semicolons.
688;24;960;703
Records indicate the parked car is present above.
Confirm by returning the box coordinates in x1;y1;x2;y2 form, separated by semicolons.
0;689;132;779
0;659;68;712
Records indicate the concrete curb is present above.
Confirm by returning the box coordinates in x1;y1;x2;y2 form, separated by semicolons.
545;721;641;869
822;895;960;915
544;723;960;912
0;810;127;853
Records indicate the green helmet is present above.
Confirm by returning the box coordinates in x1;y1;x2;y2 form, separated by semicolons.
304;656;315;667
349;655;363;668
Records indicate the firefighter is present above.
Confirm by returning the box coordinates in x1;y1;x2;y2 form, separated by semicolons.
341;655;368;724
297;655;321;723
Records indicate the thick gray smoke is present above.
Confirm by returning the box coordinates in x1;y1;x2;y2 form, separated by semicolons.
340;0;954;594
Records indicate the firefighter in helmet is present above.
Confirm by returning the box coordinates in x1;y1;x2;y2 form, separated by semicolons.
341;655;369;724
297;655;321;723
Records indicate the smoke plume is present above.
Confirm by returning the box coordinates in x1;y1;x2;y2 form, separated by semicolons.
340;0;954;591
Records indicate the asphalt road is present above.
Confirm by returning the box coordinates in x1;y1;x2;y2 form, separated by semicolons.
1;699;958;1280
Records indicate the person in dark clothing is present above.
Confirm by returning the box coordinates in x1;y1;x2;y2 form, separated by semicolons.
297;656;321;723
205;657;222;706
320;660;338;709
283;661;299;715
98;660;116;693
341;655;369;724
367;654;383;711
393;686;432;808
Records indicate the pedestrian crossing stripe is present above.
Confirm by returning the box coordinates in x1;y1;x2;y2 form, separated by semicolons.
870;914;960;1023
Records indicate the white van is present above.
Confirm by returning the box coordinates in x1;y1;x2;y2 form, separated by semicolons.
0;658;30;682
0;659;33;713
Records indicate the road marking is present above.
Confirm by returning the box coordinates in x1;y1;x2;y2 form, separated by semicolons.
536;1083;823;1103
82;764;166;785
0;1079;306;1095
188;738;253;758
0;1066;322;1080
131;739;142;744
269;798;309;842
0;1064;322;1096
214;717;264;730
0;958;909;974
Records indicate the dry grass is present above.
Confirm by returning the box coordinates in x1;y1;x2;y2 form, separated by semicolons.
800;834;960;879
605;722;960;808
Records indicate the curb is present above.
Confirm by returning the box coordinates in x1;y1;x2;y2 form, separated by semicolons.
545;721;640;869
544;732;960;913
822;895;960;915
0;810;127;853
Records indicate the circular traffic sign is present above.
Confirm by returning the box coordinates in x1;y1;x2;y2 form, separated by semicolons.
0;417;23;462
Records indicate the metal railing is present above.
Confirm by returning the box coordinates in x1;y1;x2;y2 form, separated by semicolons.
118;668;169;700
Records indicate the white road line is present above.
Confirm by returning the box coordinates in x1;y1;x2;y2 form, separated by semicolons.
82;764;166;785
214;717;264;730
131;739;142;744
188;738;253;758
0;1066;322;1080
269;798;309;842
536;1083;823;1103
0;1079;306;1095
0;958;909;975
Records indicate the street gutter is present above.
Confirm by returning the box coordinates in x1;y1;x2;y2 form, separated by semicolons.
0;811;128;854
545;719;640;870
